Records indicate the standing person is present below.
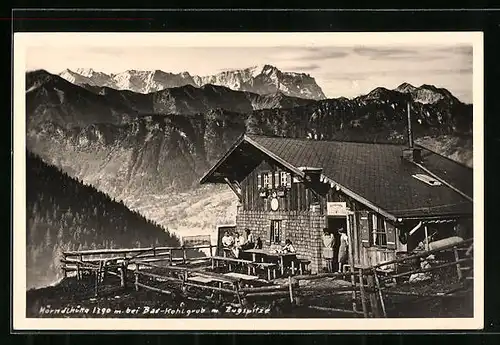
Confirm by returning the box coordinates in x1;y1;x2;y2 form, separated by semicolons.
221;231;235;257
322;229;335;272
233;232;245;258
337;227;349;273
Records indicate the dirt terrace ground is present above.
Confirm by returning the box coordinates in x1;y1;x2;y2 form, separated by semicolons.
26;265;473;319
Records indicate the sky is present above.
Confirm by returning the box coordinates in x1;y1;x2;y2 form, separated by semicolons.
26;43;473;103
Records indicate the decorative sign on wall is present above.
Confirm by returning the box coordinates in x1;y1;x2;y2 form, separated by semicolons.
327;202;347;216
270;198;279;211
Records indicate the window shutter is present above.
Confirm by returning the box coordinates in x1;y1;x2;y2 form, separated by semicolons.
267;172;273;188
286;173;292;188
274;171;279;188
359;210;370;248
386;221;396;249
266;222;272;245
257;173;261;189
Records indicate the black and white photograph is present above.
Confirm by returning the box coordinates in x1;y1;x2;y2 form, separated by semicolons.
13;32;483;330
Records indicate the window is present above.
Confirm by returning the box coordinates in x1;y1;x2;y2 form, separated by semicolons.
270;220;282;244
262;172;270;189
280;171;288;186
371;214;388;247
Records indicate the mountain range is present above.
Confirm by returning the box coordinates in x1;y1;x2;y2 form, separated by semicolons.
59;64;327;100
26;70;473;192
24;68;473;289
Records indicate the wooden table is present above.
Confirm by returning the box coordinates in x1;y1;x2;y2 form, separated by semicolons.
244;249;297;275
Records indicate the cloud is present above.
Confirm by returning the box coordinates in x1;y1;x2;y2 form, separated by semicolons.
432;45;473;56
353;46;418;59
302;47;351;61
281;63;321;72
323;66;472;82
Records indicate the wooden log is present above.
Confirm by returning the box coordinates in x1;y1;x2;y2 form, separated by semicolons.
138;271;182;282
240;283;299;293
244;291;290;298
378;290;467;298
367;238;473;271
358;269;368;318
308;305;365;315
183;281;237;294
136;282;173;295
294;271;357;281
62;244;218;257
382;257;472;281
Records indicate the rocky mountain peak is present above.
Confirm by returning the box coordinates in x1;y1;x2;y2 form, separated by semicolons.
59;65;327;100
395;82;417;93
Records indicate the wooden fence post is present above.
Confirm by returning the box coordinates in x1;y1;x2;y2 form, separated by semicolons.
169;249;173;266
182;246;187;264
288;275;294;304
101;260;107;283
95;261;102;297
346;214;358;316
135;264;139;292
372;268;387;318
453;247;463;280
367;274;381;318
234;282;242;306
62;253;67;279
358;269;368;318
120;262;126;288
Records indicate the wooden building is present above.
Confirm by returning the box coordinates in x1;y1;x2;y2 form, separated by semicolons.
200;134;473;273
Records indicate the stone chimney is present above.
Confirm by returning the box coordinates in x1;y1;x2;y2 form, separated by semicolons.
300;167;323;183
402;102;422;163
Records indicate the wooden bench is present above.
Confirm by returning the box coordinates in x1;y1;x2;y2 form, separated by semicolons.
297;258;311;275
210;256;254;274
249;262;278;280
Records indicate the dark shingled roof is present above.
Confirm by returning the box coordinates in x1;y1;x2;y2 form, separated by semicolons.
202;134;473;220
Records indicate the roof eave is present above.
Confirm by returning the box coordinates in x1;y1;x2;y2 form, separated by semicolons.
320;174;399;222
199;133;246;185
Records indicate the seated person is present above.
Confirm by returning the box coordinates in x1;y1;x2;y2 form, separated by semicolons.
240;228;256;250
255;237;263;249
282;239;296;253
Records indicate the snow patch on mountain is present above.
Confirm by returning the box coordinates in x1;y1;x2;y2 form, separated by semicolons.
58;64;327;100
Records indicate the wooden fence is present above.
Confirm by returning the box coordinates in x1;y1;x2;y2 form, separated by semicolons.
60;238;473;317
60;243;216;294
133;261;299;305
297;237;474;318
